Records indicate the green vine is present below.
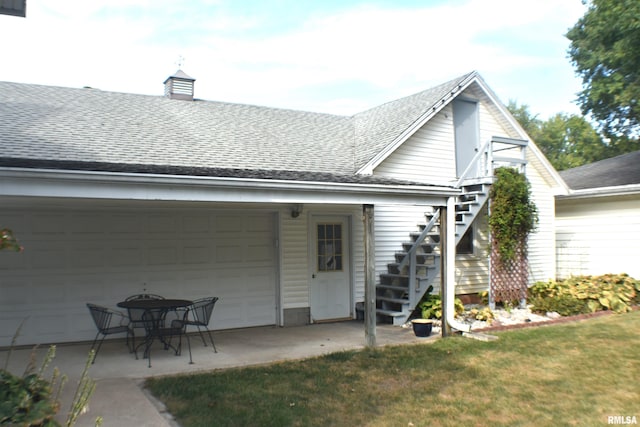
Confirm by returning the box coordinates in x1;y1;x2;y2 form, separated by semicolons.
488;167;538;263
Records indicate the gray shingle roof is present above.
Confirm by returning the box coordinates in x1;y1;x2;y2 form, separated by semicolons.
353;72;475;169
560;150;640;190
0;157;434;186
0;72;474;180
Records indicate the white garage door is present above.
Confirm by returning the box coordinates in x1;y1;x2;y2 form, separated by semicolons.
0;205;278;346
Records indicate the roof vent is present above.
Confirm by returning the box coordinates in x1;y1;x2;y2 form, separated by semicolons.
163;69;195;101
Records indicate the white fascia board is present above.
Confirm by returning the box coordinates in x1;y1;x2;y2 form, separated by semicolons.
0;168;459;206
357;73;478;175
557;184;640;200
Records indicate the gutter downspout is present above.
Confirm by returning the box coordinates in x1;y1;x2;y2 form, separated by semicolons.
444;196;471;334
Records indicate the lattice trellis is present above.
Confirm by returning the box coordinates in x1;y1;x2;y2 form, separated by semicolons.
490;237;528;303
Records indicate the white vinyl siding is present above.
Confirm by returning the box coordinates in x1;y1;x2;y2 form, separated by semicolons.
525;154;559;284
280;211;309;309
373;205;434;277
555;196;640;279
373;106;456;185
455;209;490;295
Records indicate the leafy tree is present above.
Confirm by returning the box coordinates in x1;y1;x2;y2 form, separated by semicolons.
506;100;541;138
567;0;640;139
536;113;609;170
506;101;610;170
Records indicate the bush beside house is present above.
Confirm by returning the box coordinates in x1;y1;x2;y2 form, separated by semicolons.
528;273;640;316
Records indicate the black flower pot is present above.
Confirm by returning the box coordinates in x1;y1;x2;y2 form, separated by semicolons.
411;319;434;337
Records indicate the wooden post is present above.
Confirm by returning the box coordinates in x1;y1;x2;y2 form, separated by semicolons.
363;204;376;347
440;201;452;337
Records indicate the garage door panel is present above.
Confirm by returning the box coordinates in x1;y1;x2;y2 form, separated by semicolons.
0;281;28;305
66;276;110;302
0;315;28;342
216;215;243;233
70;246;107;269
31;280;67;304
216;244;243;263
183;245;211;265
69;214;105;235
248;243;275;262
108;214;144;234
215;298;245;328
0;252;27;271
247;297;278;324
247;215;273;231
147;215;178;233
0;208;277;346
31;246;66;269
33;314;68;339
183;215;210;233
147;244;178;266
33;213;66;234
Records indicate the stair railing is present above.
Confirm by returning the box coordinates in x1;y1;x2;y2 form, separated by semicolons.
392;136;528;316
454;138;493;187
398;209;440;309
396;137;504;309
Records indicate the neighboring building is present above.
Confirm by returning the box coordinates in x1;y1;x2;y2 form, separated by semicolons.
0;70;565;346
556;151;640;279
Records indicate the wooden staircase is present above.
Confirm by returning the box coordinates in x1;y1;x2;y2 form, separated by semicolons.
375;181;491;325
375;136;528;325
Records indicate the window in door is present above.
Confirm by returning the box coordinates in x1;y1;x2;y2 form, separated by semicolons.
317;223;343;271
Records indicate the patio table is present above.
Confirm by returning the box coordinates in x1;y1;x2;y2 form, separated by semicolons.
117;298;193;361
117;299;193;311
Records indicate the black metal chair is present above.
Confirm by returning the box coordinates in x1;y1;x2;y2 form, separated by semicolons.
86;303;133;363
124;293;165;350
137;308;192;368
184;297;219;352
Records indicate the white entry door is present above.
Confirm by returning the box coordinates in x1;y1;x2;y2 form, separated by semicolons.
309;216;351;322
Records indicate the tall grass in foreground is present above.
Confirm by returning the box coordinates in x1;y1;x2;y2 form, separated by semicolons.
147;311;640;427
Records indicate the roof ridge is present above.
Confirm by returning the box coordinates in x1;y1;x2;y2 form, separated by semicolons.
353;71;476;117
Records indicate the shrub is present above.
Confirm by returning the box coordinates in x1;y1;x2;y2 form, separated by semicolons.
0;347;62;426
528;294;589;316
418;287;465;319
1;325;100;426
466;306;495;323
488;167;538;264
529;273;640;315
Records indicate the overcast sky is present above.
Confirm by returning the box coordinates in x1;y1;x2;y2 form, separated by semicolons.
1;0;587;119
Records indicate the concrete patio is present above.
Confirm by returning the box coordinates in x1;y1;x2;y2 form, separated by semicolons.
1;321;439;427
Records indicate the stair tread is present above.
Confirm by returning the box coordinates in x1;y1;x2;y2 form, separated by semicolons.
377;295;410;304
376;284;409;291
380;271;433;278
376;308;406;317
387;260;437;267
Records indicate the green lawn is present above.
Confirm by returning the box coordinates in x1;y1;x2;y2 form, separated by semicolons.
146;311;640;427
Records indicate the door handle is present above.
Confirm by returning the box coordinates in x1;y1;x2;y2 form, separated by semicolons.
312;274;316;279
